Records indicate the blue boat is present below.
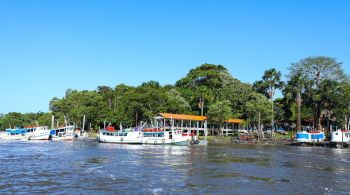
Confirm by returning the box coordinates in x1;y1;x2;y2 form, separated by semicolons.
296;130;325;144
0;128;29;140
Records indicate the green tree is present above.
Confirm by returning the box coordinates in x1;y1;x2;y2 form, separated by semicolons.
284;71;307;131
253;68;284;135
97;86;114;109
332;82;350;130
176;63;251;117
245;93;273;139
207;100;232;135
289;56;347;130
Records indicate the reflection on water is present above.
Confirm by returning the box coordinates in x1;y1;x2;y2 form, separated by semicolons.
0;141;350;194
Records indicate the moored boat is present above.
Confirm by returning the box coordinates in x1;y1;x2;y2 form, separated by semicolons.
0;128;28;140
50;125;75;141
142;128;189;145
331;129;350;147
98;125;143;144
296;130;325;144
27;126;51;140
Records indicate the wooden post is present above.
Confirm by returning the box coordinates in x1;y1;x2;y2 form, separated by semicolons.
342;130;344;148
258;112;261;141
51;115;55;130
197;121;199;137
204;120;208;142
82;115;86;131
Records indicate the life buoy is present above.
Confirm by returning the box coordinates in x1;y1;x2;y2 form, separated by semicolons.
120;137;124;142
161;139;165;143
58;133;62;137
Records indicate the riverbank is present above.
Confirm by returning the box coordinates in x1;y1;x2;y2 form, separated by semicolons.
201;134;294;146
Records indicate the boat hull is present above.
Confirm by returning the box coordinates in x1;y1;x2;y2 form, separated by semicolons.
330;131;350;147
296;131;325;143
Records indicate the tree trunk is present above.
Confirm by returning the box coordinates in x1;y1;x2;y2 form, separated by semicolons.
270;87;274;137
348;117;350;131
258;112;261;141
345;116;348;130
296;92;302;132
316;105;322;130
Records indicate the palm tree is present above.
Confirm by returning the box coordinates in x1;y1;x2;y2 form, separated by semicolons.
253;68;284;136
284;72;305;132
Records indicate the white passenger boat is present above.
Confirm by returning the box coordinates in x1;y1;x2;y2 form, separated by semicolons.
27;126;51;140
331;129;350;147
0;128;29;140
50;125;75;141
98;125;143;144
142;128;189;145
98;125;196;145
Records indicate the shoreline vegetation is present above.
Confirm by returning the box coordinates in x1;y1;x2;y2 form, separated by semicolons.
1;57;350;142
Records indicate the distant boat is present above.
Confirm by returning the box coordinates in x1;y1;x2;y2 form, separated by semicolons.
331;129;350;147
98;125;143;144
0;126;50;141
50;125;75;141
27;126;51;140
275;128;288;135
296;130;325;144
0;128;28;140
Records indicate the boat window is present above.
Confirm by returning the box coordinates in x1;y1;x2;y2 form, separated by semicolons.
336;133;338;135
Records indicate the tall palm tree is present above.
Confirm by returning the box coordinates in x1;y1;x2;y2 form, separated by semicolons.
284;72;305;132
253;68;284;136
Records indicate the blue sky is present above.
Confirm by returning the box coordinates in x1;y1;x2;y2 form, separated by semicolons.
0;0;349;113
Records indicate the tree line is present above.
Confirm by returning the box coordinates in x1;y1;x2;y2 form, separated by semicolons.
1;56;349;133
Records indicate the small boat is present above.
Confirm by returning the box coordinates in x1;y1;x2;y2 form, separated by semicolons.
74;128;88;140
50;125;75;141
275;128;288;135
296;130;325;144
0;128;28;140
27;126;51;140
331;129;350;147
98;125;143;144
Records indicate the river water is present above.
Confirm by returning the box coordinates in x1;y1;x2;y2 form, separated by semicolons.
0;141;349;194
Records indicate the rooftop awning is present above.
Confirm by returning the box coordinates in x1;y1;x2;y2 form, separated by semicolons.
158;113;243;124
226;119;244;124
158;113;207;121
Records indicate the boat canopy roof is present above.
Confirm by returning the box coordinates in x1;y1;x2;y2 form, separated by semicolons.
157;113;243;124
6;129;27;134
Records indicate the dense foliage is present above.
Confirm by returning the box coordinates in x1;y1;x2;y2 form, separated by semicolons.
1;58;349;133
